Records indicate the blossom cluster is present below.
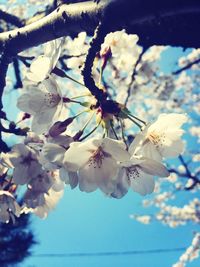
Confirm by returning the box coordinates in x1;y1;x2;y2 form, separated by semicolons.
0;31;189;225
173;233;200;267
132;198;200;228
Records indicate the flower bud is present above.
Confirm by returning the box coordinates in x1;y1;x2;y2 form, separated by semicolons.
49;117;74;137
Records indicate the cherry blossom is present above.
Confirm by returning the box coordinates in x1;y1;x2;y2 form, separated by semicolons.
129;113;188;161
26;38;63;82
17;76;64;134
30;188;64;219
115;154;169;196
0;191;21;223
173;233;200;267
8;143;42;185
63;137;129;193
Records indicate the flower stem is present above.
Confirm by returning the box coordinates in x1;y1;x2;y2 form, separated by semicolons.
128;113;147;125
74;109;89;119
71;93;91;99
79;120;101;141
119;119;128;147
81;112;95;132
64;73;86;87
110;120;119;140
127;115;143;129
98;66;103;86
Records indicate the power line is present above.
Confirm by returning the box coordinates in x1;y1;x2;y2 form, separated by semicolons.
33;247;187;258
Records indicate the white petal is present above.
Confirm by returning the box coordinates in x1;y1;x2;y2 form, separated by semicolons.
111;168;129;198
140;142;163;162
79;179;98;193
68;171;78;189
128;133;145;155
17;92;36;114
139;159;170;177
59;168;78;189
31;108;56;134
13;164;30;185
102;138;130;162
78;157;118;194
42;143;65;165
31;116;49;134
130;171;155;196
63;141;94;172
160;139;185;158
12;143;30;157
28;91;46;112
0;210;10;223
29;56;52;82
97;157;119;194
146;114;188;140
44;41;55;56
28;161;43;178
42;76;60;94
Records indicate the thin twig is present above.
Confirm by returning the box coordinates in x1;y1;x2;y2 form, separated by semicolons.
124;48;148;106
173;58;200;75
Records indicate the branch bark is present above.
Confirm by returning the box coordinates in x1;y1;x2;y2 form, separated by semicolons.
0;0;200;56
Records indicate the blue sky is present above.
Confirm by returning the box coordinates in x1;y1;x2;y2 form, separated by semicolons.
22;187;199;267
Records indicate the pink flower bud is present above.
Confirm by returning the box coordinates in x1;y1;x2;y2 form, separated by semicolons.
49;117;74;137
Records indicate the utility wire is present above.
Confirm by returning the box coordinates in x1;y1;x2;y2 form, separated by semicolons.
33;247;187;258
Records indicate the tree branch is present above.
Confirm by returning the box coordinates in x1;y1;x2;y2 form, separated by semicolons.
124;48;148;106
13;58;23;89
1;0;200;56
173;58;200;75
0;52;12;152
0;10;25;28
82;22;108;103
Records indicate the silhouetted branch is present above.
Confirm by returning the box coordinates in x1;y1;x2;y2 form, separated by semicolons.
82;22;108;103
173;57;200;75
124;48;148;106
13;58;23;89
0;10;25;28
168;155;200;190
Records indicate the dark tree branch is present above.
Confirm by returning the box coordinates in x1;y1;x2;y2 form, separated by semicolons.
1;0;200;56
0;10;25;28
13;58;23;89
173;57;200;75
0;52;12;152
124;48;148;106
82;22;108;103
168;155;200;191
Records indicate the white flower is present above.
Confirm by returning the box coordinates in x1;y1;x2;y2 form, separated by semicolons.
41;139;78;189
8;144;42;185
118;156;169;196
129;113;188;161
65;32;88;70
26;38;63;82
17;76;64;134
24;169;54;208
59;168;78;189
63;137;129;194
41;137;71;170
22;188;64;219
101;30;139;57
42;143;66;168
101;30;142;72
33;188;64;219
0;191;21;223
